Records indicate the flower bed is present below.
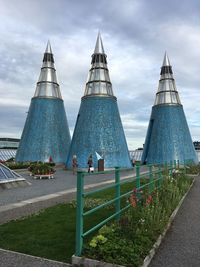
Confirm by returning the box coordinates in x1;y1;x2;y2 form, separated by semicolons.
83;173;192;267
29;162;55;176
185;163;200;175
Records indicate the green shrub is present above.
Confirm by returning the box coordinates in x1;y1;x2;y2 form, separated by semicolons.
29;162;55;175
185;164;200;174
5;162;31;169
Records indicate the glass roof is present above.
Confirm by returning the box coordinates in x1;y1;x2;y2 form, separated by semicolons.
84;33;114;97
0;163;24;182
154;52;181;106
33;42;62;99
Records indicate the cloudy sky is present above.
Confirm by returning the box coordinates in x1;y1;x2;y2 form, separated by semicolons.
1;0;200;150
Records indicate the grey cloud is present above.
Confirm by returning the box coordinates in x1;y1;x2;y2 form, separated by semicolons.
0;0;200;148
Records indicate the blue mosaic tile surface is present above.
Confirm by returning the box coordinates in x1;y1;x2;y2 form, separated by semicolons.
16;98;71;163
141;105;198;164
66;96;131;168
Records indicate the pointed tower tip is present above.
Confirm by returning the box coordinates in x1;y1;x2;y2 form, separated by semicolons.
45;40;52;54
162;51;171;66
94;32;105;54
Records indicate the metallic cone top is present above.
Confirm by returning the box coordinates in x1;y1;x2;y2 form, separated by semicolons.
154;52;181;106
84;33;114;96
34;41;62;99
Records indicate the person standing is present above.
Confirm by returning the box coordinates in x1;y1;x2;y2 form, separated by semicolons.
87;154;93;173
72;155;78;175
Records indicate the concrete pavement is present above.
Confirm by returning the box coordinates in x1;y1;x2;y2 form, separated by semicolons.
150;176;200;267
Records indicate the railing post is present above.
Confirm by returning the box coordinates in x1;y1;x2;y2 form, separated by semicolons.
184;160;186;175
75;171;84;256
174;160;176;169
169;161;173;177
136;164;141;202
165;162;168;175
158;164;162;187
149;164;154;193
115;167;120;220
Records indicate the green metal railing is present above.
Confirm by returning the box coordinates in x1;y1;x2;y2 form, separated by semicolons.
75;162;176;256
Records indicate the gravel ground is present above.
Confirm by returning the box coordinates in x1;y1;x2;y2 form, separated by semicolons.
150;176;200;267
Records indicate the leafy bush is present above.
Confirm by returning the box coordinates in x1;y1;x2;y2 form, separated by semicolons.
29;162;55;175
185;164;200;174
84;174;192;267
5;162;31;169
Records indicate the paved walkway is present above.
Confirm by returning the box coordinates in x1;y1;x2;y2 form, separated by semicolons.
0;167;150;224
0;249;71;267
150;176;200;267
0;167;143;206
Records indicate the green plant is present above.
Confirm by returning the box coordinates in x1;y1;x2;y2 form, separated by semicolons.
5;162;31;169
29;162;55;175
185;164;200;174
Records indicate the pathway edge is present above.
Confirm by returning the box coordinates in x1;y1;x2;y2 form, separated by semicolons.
141;177;195;267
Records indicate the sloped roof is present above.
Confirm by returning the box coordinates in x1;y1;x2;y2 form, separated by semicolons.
0;163;25;183
0;149;17;162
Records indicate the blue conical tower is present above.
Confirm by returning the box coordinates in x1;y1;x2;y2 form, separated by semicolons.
66;33;131;168
141;52;197;164
16;41;71;163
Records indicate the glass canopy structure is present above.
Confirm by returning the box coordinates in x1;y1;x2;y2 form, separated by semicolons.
154;52;181;105
84;33;114;96
0;163;26;188
34;41;62;99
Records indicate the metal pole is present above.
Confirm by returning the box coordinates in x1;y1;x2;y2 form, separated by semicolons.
177;159;179;170
158;164;162;187
149;164;153;193
174;160;176;169
184;160;186;175
75;171;84;256
115;167;120;220
136;164;141;202
169;161;173;177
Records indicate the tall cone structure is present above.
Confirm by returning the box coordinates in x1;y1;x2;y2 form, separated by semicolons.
142;52;197;164
16;42;71;163
66;33;131;168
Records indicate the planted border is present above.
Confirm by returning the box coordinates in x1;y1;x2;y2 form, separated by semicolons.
83;173;193;267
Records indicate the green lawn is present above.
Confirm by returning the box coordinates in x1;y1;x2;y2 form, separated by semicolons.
0;181;137;263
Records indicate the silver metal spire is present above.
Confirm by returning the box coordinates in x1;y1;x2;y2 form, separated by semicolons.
45;40;52;54
94;32;105;54
84;33;114;96
34;41;62;99
154;52;181;106
162;51;170;66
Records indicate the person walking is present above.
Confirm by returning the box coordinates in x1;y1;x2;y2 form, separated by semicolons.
72;155;78;175
87;154;93;173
